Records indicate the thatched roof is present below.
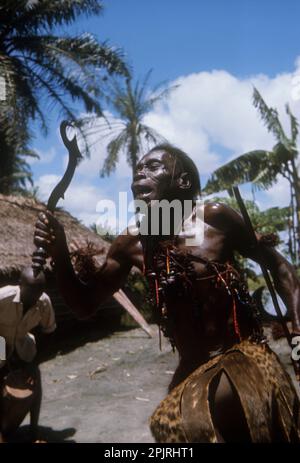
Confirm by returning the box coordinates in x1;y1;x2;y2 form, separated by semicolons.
0;194;109;276
0;194;152;337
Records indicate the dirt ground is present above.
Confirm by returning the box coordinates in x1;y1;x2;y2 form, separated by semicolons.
10;324;300;443
12;325;178;443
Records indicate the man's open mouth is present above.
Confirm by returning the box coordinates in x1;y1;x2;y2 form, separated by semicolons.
133;184;153;198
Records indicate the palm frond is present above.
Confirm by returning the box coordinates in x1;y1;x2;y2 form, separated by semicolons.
0;1;103;36
285;103;299;145
0;0;128;194
203;150;278;194
4;55;49;134
253;87;289;146
89;70;174;177
100;130;128;176
140;124;167;147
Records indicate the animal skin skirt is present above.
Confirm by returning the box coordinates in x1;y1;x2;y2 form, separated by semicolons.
150;340;300;442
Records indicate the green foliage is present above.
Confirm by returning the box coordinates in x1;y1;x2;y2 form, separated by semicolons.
285;103;299;144
0;0;128;193
207;196;291;284
252;87;289;147
204;150;274;194
204;142;295;196
208;196;290;236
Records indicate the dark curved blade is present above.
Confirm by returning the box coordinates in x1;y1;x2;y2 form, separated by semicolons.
47;121;82;212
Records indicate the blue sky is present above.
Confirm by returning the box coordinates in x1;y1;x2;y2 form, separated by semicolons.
77;0;300;80
31;0;300;230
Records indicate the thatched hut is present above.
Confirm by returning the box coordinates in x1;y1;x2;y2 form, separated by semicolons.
0;194;151;341
0;193;108;282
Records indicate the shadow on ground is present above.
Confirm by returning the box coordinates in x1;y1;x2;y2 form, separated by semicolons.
35;306;128;363
7;425;77;443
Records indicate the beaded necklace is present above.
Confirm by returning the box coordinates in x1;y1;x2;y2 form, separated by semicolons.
141;237;265;350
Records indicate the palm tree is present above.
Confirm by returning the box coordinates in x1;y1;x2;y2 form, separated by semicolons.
204;88;300;265
0;0;128;193
95;71;176;177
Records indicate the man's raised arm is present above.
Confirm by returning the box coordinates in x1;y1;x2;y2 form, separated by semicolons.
246;243;300;335
34;212;137;319
206;202;300;335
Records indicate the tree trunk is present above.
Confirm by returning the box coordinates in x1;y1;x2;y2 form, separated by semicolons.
129;131;139;179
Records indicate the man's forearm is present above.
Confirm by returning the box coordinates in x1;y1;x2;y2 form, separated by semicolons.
54;248;96;319
253;245;300;333
34;211;110;318
267;254;300;333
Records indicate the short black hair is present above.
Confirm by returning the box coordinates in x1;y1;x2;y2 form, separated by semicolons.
149;143;201;198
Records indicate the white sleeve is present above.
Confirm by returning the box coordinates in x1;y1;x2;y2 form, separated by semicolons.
39;293;57;334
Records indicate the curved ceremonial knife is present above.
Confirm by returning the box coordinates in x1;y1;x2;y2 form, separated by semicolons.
32;121;82;275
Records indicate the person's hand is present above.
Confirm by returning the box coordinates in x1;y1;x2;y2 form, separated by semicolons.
34;211;67;262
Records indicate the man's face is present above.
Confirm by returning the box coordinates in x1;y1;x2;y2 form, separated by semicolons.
131;150;178;204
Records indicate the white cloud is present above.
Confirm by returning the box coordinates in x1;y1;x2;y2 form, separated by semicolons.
141;61;300;218
36;174;60;200
261;176;291;209
28;147;57;165
77;61;300;182
34;57;300;224
36;174;129;230
144;64;300;180
37;174;102;224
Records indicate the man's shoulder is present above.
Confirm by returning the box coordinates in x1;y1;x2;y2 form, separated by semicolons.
204;200;233;211
38;292;53;309
0;285;18;301
204;201;242;233
204;201;234;220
